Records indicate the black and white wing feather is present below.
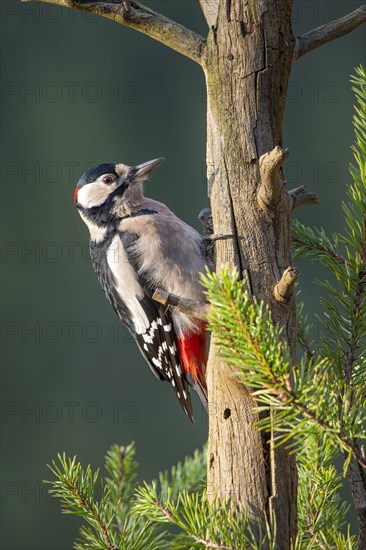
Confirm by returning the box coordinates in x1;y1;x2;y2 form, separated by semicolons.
90;231;195;421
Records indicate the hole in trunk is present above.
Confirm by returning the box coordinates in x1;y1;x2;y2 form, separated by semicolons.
223;408;231;419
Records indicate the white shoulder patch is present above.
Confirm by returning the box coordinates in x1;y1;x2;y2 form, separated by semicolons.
106;235;149;334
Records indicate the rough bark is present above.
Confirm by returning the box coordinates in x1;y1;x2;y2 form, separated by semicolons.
202;2;298;546
199;0;220;29
23;0;206;64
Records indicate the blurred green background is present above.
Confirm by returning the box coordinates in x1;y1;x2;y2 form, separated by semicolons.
1;1;365;548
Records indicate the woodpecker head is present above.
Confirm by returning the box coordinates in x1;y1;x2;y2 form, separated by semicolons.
74;157;164;223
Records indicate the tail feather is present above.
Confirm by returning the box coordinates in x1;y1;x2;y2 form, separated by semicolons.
177;322;207;411
192;378;208;412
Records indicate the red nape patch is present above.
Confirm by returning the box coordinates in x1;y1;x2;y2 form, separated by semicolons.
178;322;207;386
73;186;80;205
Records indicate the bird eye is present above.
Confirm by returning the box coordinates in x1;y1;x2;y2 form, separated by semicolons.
102;175;115;185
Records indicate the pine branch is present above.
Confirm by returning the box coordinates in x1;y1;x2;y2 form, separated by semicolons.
46;454;119;549
292;220;350;268
67;479;117;550
152;498;241;550
158;445;207;501
133;483;275;550
292;235;349;265
297;302;316;362
48;438;359;549
292;399;365;470
342;67;366;391
291;66;366;547
345;268;364;385
46;446;170;550
342;68;366;547
203;269;366;470
104;443;138;534
21;0;206;64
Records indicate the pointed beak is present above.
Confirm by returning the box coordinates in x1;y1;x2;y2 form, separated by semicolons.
134;157;165;178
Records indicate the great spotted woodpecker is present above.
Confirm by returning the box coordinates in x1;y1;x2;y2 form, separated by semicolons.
74;158;208;422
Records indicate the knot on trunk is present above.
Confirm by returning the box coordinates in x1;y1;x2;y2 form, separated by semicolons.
273;267;299;303
257;146;291;218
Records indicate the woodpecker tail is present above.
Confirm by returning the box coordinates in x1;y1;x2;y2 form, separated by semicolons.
177;322;208;412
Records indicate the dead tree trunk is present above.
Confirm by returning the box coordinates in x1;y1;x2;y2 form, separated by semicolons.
204;3;297;545
24;0;366;546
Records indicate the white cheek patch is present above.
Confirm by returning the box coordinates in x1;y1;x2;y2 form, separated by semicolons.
77;181;115;208
106;236;149;334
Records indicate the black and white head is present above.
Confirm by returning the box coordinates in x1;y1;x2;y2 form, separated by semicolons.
74;158;164;225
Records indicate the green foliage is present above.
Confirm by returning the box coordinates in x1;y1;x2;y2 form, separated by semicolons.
295;434;355;550
47;67;366;549
47;443;277;550
292;66;366;466
157;446;206;500
46;445;169;550
293;66;366;397
133;484;275;550
203;268;365;469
